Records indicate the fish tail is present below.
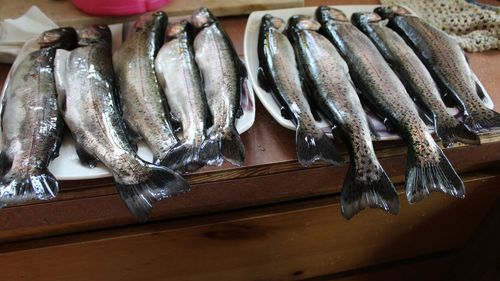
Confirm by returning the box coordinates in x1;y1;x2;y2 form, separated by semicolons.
464;108;500;133
296;124;344;167
405;143;464;203
341;162;399;219
200;126;245;167
115;165;190;222
434;116;480;147
0;169;58;208
161;141;206;173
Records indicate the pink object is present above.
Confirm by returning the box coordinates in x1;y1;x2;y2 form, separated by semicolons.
73;0;171;16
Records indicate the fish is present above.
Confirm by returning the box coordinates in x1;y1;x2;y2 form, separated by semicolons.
351;12;479;147
257;14;343;167
155;20;209;173
287;15;398;218
113;11;178;165
316;6;464;203
375;6;500;133
0;27;77;207
191;7;246;166
54;25;189;221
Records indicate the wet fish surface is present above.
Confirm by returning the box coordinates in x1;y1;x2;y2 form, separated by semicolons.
113;11;178;164
352;12;479;147
258;14;343;167
287;15;398;218
156;20;209;172
316;6;464;203
0;27;77;207
375;6;500;133
55;26;189;221
192;7;246;166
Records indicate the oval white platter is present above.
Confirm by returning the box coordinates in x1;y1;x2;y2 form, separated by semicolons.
243;5;494;141
1;20;255;180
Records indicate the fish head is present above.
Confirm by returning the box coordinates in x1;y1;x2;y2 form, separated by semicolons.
262;14;286;32
288;15;321;32
191;7;216;29
374;6;412;19
134;11;168;32
166;20;193;40
38;27;78;50
77;25;112;46
351;12;383;26
316;6;349;23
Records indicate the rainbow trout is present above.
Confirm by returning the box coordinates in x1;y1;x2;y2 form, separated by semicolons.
0;27;77;207
55;26;189;221
287;15;398;218
352;12;479;147
316;6;464;203
375;6;500;133
258;14;343;167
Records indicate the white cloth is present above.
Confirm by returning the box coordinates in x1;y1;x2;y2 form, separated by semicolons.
0;6;58;63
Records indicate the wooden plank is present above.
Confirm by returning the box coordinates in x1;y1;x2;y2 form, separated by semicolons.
1;173;499;281
0;0;304;26
307;252;455;281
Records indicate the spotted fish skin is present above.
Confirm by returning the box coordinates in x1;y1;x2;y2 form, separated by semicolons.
113;11;178;164
258;14;343;167
375;6;500;133
56;26;189;222
287;15;398;218
0;27;77;207
155;20;209;173
191;7;246;167
316;6;464;203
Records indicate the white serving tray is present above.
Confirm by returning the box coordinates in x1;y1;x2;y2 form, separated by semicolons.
243;5;494;141
0;19;255;180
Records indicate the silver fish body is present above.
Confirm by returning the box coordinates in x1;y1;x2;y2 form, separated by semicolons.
155;20;209;172
113;11;177;164
0;27;77;207
258;14;343;167
192;7;245;166
287;15;398;218
375;6;500;132
56;26;189;221
316;6;464;203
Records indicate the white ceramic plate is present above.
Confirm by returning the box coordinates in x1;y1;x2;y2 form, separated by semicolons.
0;19;255;180
243;5;494;141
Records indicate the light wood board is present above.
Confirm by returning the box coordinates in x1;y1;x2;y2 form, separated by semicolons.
0;0;304;26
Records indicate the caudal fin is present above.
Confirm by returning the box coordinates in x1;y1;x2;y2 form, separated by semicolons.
0;170;58;207
435;116;480;147
200;126;245;167
464;108;500;133
341;163;399;219
115;165;190;222
406;143;464;203
161;141;206;173
296;124;343;167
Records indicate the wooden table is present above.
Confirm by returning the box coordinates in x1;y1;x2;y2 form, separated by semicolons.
1;1;499;280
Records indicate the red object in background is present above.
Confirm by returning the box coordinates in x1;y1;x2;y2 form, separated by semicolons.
72;0;171;16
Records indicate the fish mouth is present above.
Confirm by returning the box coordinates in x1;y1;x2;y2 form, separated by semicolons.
38;27;76;48
289;15;321;31
318;6;349;22
191;7;215;29
374;6;412;18
263;14;286;32
166;20;188;38
77;25;111;45
351;12;383;24
135;11;167;30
